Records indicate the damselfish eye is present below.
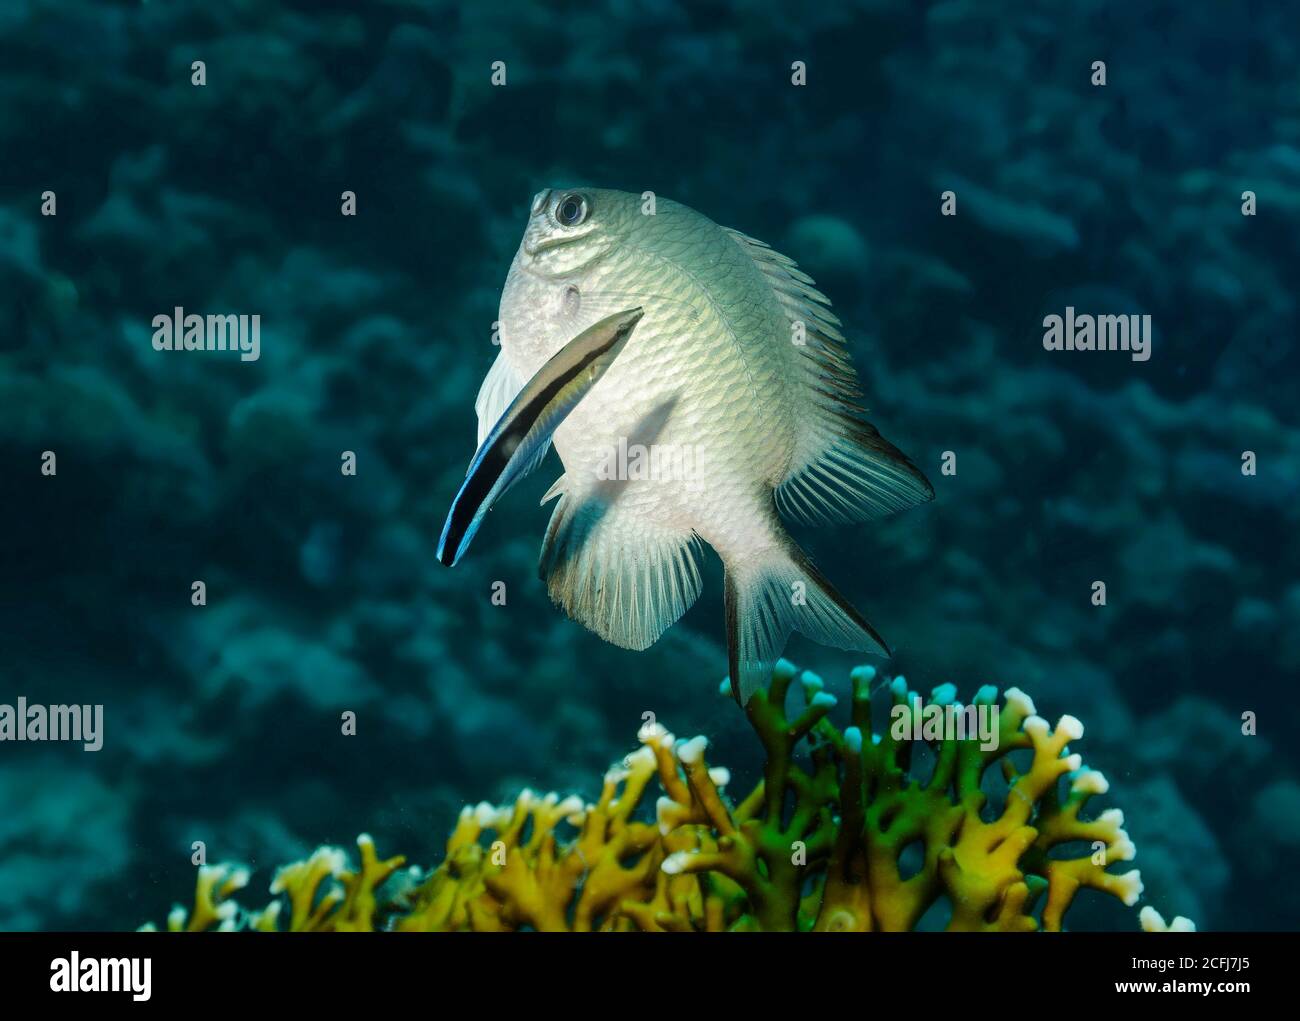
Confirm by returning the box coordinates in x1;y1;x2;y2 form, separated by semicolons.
555;193;588;227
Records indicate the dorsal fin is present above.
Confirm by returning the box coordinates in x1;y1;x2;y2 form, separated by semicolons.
726;228;934;523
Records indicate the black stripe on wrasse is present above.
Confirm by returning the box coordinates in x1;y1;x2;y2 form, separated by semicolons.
438;308;643;567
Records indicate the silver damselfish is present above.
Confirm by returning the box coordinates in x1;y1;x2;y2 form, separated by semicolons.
446;187;933;704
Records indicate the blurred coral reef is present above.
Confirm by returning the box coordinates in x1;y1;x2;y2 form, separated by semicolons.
2;0;1296;930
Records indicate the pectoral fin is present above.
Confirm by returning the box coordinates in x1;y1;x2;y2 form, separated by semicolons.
437;307;644;567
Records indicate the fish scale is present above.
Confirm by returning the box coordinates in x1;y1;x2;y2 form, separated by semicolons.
446;187;933;703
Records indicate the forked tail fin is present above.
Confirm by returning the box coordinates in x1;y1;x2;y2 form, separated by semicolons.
724;538;889;705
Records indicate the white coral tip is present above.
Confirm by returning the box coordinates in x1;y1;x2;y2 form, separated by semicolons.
844;726;863;754
810;691;837;709
1056;714;1085;741
1003;687;1036;716
1071;769;1110;795
656;796;678;835
623;745;656;771
556;795;584;816
320;847;346;873
931;682;957;705
850;665;876;685
1139;906;1163;931
1139;906;1192;932
661;851;692;875
678;735;708;765
800;671;825;693
1115;869;1144;906
708;766;730;788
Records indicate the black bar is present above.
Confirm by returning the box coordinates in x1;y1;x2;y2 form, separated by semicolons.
0;931;1288;1007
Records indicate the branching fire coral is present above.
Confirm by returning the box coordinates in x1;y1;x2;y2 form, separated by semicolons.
145;661;1194;932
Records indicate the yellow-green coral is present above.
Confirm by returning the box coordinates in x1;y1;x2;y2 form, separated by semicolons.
146;661;1194;933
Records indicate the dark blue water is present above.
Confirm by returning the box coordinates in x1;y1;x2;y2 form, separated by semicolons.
1;0;1296;931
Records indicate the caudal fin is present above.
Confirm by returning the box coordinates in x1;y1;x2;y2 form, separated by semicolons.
724;539;889;705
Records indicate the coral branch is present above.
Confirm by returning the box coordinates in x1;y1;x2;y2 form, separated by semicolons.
144;662;1193;934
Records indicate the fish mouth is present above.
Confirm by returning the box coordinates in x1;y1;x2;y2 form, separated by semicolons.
523;228;597;257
